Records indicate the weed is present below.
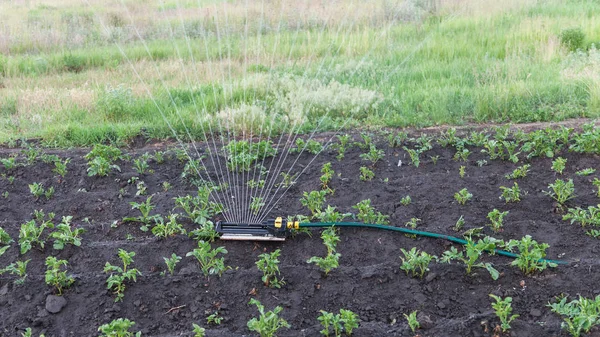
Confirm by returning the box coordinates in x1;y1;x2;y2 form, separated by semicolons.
440;236;502;280
353;199;389;225
247;298;290;337
360;144;385;165
454;188;473;205
505;164;530;180
505;235;557;274
50;216;85;250
576;168;596;176
489;295;519;332
459;165;466;178
152;214;186;239
98;318;141;337
359;166;375;181
256;249;284;288
186;241;229;277
104;249;142;302
544;179;575;211
45;256;74;295
404;310;420;333
548;295;600;337
162;253;182;276
300;190;327;217
552;157;567;175
560;27;586;51
400;247;436;278
400;195;411;206
487;209;509;232
0;259;30;284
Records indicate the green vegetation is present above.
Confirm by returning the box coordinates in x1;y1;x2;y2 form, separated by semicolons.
307;227;341;275
256;249;284;288
454;188;473;205
104;249;142;302
45;256;75;295
549;295;600;337
247;298;290;337
505;235;557;274
440;236;502;280
186;241;229;277
98;318;141;337
404;310;420;333
400;247;436;279
317;309;359;336
489;295;519;332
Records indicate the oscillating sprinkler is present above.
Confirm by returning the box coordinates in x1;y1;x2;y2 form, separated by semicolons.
216;217;299;241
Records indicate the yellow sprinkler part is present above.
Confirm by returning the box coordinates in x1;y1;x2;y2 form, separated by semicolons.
274;217;282;228
287;220;299;230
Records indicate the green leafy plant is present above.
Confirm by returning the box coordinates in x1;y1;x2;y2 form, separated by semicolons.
387;131;407;148
52;158;70;177
315;205;351;223
548;295;600;337
317;311;341;337
453;215;465;232
430;155;440;165
207;312;223;325
162;253;182;276
544;179;575;211
400;247;436;278
404;310;420;333
44;256;74;295
226;140;276;172
400;195;411;206
192;324;206;337
576;168;596;176
440;236;502;280
593;178;600;197
353;199;389;225
459;165;466;178
0;259;30;284
359;166;374;181
489;294;519;332
174;187;224;225
133;153;153;175
560;27;586;51
453;148;471;162
152;214;186;239
403;147;420;167
186;241;229;277
21;327;45;337
307;227;341;275
98;318;141;337
563;205;600;227
0;156;18;170
500;182;521;203
123;196;159;231
454;188;473;205
50;216;85;250
360;144;385;165
162;181;172;191
256;249;284;288
335;134;351;161
29;182;54;200
552;157;567;174
247;298;290;337
19;212;54;254
300;190;327;217
247;179;266;188
87;156;121;177
277;172;297;188
505;164;530;179
250;196;265;215
320;162;334;192
104;249;142;302
504;235;557;274
487;209;509;233
294;138;323;155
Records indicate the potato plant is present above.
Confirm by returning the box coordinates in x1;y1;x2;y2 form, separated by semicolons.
551;157;567;174
247;298;290;337
44;256;74;295
400;247;436;278
544;179;575;211
505;164;530;179
489;294;518;332
320;162;334;193
123;196;159;231
504;235;557;275
353;199;389;225
548;295;600;337
359;166;374;181
359;144;384;165
486;209;508;233
300;190;327;217
404;310;420;333
104;249;142;302
0;259;30;285
499;183;521;203
454;188;473;205
19;212;55;254
98;318;141;337
186;241;229;277
162;253;182;276
50;216;85;250
152;214;186;239
563;205;600;227
256;249;284;288
317;309;359;337
440;236;502;280
307;227;341;275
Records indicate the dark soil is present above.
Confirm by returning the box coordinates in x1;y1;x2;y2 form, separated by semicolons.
1;133;600;337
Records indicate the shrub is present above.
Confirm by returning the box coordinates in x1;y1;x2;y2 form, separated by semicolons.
96;84;134;121
560;28;586;51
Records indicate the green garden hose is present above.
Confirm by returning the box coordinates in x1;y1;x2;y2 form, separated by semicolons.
299;222;568;265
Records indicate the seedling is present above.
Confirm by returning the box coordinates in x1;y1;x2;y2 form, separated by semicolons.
548;295;600;337
453;215;465;232
104;249;142;302
440;236;502;280
45;256;74;295
454;188;473;205
123;196;159;231
593;178;600;197
98;318;141;337
226;140;276;172
487;209;509;233
247;298;290;337
403;147;420;167
2;191;7;199
29;182;54;200
19;213;54;254
430;155;439;165
0;157;18;170
544;179;575;211
576;168;596;176
162;181;172;191
476;159;487;167
404;310;420;333
154;151;166;164
355;133;374;149
162;253;182;276
459;165;466;178
359;166;374;181
500;182;521;203
317;311;342;337
0;259;30;284
504;235;556;274
360;144;385;165
247;179;266;188
152;214;186;239
400;196;411;206
404;218;421;238
339;309;359;335
300;190;327;217
50;216;85;250
315;205;351;223
563;205;600;227
135;181;147;196
400;247;436;278
186;241;229;277
250;197;265;215
293;138;323;155
0;227;13;245
174;187;224;224
489;295;519;332
21;328;45;337
353;199;389;225
552;157;567;174
335;134;351;161
133;153;153;175
307;227;341;275
387;131;407;148
505;164;530;180
52;158;70;177
256;249;284;288
277;172;297;188
320;162;334;192
207;312;223;325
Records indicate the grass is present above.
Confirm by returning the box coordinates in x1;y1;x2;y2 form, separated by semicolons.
0;0;599;146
